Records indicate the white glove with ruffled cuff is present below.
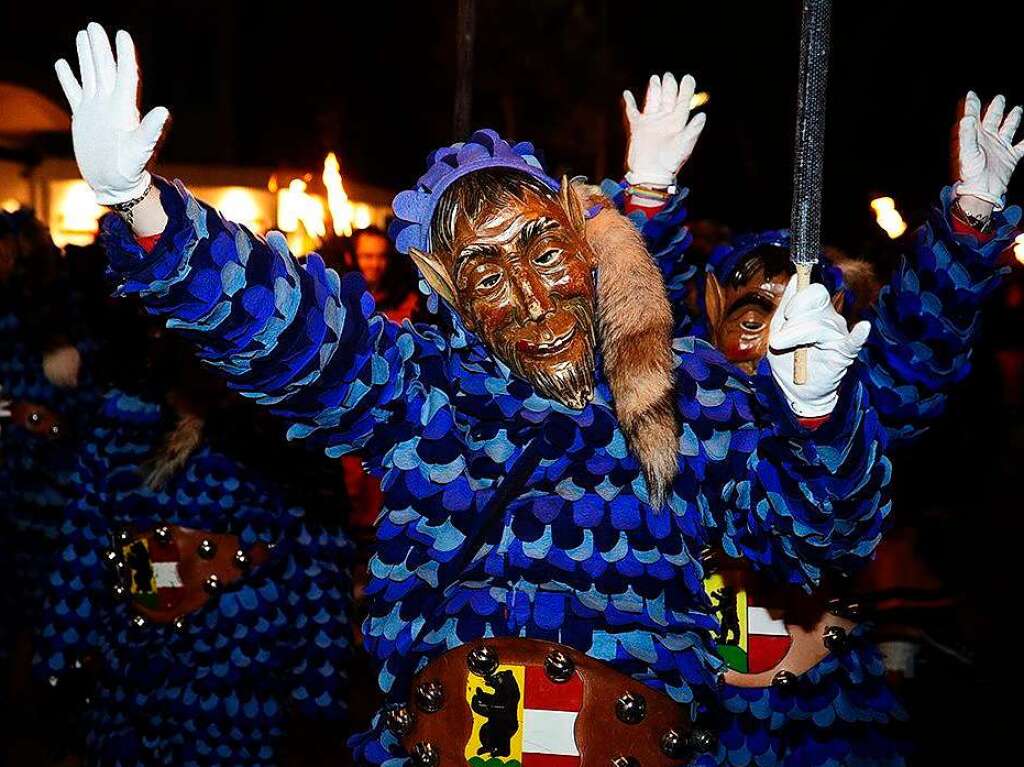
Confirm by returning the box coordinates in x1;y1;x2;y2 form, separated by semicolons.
623;72;706;188
955;91;1024;212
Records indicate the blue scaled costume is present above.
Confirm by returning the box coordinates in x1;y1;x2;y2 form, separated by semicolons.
603;180;1020;766
0;270;98;666
96;130;891;767
34;388;354;767
0;339;94;663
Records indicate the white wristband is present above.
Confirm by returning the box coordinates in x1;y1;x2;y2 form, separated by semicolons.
953;181;1005;211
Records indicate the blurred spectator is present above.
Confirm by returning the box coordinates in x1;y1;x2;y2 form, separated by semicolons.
328;227;421;533
33;311;355;767
0;210;99;765
351;226;420;322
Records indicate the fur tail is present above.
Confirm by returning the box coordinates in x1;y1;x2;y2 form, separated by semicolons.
574;182;678;508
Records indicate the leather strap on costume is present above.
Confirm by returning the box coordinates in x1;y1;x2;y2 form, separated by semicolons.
115;525;270;623
9;401;65;440
390;638;699;767
704;557;858;688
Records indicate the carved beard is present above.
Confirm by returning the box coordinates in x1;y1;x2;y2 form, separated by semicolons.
493;297;597;410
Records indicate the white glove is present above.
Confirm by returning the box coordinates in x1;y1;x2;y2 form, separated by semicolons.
767;276;871;418
54;23;169;205
955;92;1024;211
623;73;707;187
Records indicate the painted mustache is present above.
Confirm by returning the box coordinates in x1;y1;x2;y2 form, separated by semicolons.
507;310;581;356
515;324;577;356
491;298;597;409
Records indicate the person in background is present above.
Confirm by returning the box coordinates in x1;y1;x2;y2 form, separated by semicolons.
34;306;356;767
611;76;1022;765
350;226;420;324
339;226;420;561
0;209;99;765
338;227;421;734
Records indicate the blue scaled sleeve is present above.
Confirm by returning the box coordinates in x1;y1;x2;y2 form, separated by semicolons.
99;177;445;467
677;340;892;589
860;187;1020;444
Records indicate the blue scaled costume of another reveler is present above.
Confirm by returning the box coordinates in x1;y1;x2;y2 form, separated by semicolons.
93;129;893;767
34;373;355;765
601;180;1020;766
0;209;98;668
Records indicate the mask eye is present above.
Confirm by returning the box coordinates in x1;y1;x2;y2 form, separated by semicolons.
740;319;765;332
534;248;562;266
478;273;501;290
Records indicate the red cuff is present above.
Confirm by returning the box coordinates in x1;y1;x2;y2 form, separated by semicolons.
797;414;830;430
950;213;996;243
136;234;161;254
624;197;669;218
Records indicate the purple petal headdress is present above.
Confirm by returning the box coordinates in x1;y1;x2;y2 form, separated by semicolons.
708;229;792;281
389;128;559;254
708;228;843;294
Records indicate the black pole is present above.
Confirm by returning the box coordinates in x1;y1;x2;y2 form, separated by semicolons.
453;0;477;139
788;0;832;384
789;0;832;269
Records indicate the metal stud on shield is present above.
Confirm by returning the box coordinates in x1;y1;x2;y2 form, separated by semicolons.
544;649;575;683
385;704;414;736
415;680;445;713
466;645;499;677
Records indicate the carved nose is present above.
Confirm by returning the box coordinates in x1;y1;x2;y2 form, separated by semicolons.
525;296;546;322
516;272;553;322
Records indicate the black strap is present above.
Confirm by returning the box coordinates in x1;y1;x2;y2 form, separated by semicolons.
410;436;545;645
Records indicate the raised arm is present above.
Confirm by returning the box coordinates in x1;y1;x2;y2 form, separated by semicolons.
611;74;707;330
862;92;1024;444
600;178;695;333
56;24;440;463
696;278;889;588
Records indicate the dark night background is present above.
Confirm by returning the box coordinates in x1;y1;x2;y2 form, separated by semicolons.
3;1;1024;763
3;0;1022;250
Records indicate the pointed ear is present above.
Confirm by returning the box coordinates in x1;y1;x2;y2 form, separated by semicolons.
832;289;845;314
559;176;587;233
409;247;457;308
704;271;725;343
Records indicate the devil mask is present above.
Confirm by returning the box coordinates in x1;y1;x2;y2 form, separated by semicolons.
392;129;680;504
705;243;842;374
411;169;598;409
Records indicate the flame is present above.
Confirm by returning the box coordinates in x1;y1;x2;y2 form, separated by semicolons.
51;180;105;247
352;203;373;230
690;91;710;109
215;187;265;233
1014;232;1024;266
870;196;907;239
274;153;375;252
277;178;326;239
1;198;21;213
323;152;354;237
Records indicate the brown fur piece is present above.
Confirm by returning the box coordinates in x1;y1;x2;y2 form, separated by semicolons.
573;182;678;508
142;413;205;490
